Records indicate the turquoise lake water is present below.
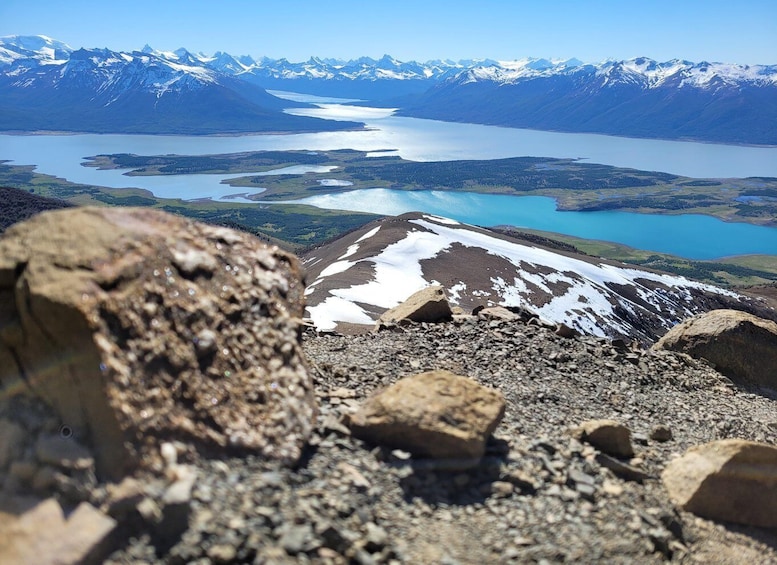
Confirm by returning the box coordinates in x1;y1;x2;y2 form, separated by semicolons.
292;189;777;260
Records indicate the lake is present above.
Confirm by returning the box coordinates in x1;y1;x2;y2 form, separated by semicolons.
290;189;777;260
1;95;777;259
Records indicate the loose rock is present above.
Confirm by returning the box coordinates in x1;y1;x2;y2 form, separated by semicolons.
653;309;777;390
662;439;777;528
573;419;634;458
0;497;116;565
650;425;673;443
378;285;452;325
349;370;505;461
475;306;520;321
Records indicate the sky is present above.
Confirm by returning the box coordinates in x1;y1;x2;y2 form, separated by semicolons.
1;0;775;65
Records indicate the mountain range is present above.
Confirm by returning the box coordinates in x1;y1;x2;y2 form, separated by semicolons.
0;35;361;134
396;57;777;145
302;213;773;343
1;35;775;143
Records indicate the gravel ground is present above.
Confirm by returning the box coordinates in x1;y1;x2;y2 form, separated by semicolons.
105;317;777;564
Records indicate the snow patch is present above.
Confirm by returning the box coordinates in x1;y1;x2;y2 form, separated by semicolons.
356;226;381;242
338;244;361;260
424;214;460;225
307;296;374;330
448;282;467;304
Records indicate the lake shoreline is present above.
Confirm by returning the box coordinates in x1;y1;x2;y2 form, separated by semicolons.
3;95;777;262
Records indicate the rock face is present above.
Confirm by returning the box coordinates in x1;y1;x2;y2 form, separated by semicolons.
662;439;777;528
378;285;453;326
349;370;505;461
0;207;315;479
653;309;777;389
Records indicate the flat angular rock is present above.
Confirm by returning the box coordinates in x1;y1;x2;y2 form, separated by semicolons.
653;309;777;389
0;207;315;479
662;439;777;528
0;497;116;565
349;370;505;460
378;285;452;325
573;419;634;458
475;306;520;321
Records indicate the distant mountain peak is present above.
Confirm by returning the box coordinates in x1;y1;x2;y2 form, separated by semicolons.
0;34;72;52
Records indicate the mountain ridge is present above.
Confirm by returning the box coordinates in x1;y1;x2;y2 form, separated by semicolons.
302;213;777;343
0;36;362;134
396;58;777;145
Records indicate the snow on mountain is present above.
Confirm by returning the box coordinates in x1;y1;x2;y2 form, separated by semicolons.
3;35;774;90
303;213;755;343
402;54;777;145
2;35;774;139
0;35;72;67
0;35;361;134
0;34;72;57
238;54;462;83
456;56;777;89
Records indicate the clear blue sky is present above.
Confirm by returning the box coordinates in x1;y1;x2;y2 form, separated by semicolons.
2;0;775;64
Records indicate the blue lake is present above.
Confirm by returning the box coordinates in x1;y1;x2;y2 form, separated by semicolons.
291;189;777;260
1;95;777;260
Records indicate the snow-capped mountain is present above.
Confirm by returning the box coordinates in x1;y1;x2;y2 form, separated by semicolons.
0;36;360;134
303;213;769;343
226;54;467;99
0;34;72;66
456;56;777;89
399;57;777;145
120;44;467;99
2;35;775;142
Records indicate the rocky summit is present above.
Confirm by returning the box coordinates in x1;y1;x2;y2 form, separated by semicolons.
0;208;776;564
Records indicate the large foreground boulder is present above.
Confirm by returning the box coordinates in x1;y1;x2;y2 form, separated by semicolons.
0;207;315;479
653;309;777;389
662;439;777;528
349;370;505;461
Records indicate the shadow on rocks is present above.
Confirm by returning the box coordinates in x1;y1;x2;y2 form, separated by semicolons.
719;520;777;551
394;437;511;506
